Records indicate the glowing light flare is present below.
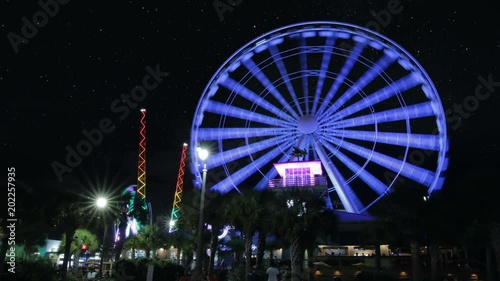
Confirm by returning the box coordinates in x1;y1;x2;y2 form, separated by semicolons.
198;148;209;161
96;197;107;208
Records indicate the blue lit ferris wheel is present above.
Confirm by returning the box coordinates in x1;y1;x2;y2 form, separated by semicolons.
190;21;449;214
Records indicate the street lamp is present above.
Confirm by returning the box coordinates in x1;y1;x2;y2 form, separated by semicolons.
96;197;108;279
194;148;209;281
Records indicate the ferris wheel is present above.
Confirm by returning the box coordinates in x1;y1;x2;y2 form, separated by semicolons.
190;21;449;214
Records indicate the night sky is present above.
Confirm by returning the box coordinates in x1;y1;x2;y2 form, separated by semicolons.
2;0;499;219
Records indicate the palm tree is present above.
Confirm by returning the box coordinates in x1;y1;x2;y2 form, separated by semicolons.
223;191;268;281
291;147;308;161
59;228;99;273
136;224;165;258
124;236;141;259
203;192;229;278
272;189;336;281
254;190;279;271
452;168;500;281
374;184;429;281
174;190;205;273
55;200;92;281
227;234;246;269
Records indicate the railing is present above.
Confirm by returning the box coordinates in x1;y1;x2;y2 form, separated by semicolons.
268;176;327;188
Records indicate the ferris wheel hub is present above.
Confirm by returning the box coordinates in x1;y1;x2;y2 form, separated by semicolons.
297;115;318;134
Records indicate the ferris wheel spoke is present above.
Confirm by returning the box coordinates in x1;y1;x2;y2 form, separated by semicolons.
304;135;311;161
328;136;435;187
242;58;300;119
320;73;422;125
269;45;303;116
197;127;291;141
207;135;290;170
312;147;319;160
313;40;367;115
326;129;441;151
255;136;307;190
311;36;336;116
318;136;388;195
204;100;294;128
329;102;435;129
210;139;296;193
219;76;296;123
299;40;310;115
312;137;365;213
317;51;398;119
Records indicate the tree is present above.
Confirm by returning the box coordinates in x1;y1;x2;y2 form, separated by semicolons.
124;236;141;259
373;184;429;281
223;190;267;281
59;229;99;272
253;190;278;271
55;200;92;281
135;224;166;258
272;189;336;281
227;234;245;269
0;181;53;281
291;147;307;161
169;192;204;275
451;168;500;281
203;192;229;278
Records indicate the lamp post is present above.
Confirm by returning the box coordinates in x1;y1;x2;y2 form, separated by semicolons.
96;197;108;279
194;148;209;281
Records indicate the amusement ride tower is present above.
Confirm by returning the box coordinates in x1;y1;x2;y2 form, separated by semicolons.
137;108;147;199
169;143;188;233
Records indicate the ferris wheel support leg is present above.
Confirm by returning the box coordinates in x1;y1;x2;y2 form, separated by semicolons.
312;138;364;214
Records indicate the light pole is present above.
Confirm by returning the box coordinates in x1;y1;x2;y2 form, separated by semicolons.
96;197;108;279
194;147;209;281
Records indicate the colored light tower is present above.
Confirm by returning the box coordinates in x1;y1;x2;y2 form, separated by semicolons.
169;143;188;233
137;109;147;199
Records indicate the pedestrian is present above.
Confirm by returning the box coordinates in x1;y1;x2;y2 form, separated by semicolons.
266;262;280;281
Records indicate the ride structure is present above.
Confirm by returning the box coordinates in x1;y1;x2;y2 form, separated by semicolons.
137;108;147;199
114;184;149;242
114;109;151;243
190;21;449;215
169;143;188;233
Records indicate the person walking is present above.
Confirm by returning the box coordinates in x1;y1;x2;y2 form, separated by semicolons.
266;262;280;281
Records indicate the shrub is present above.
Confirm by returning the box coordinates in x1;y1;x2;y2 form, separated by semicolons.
113;258;183;281
227;267;244;281
2;256;57;281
